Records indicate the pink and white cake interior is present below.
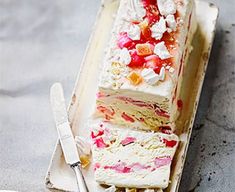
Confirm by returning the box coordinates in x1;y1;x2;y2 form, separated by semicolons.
95;0;197;131
91;121;179;189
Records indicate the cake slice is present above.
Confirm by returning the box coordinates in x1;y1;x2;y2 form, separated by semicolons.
90;121;179;189
95;0;197;131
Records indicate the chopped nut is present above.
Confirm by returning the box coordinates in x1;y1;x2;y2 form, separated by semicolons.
127;71;142;85
111;61;121;67
111;68;121;75
112;82;117;88
112;81;123;89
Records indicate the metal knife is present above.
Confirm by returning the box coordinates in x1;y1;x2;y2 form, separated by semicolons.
50;83;88;192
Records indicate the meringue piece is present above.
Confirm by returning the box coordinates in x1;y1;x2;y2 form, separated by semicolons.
159;67;165;81
151;17;166;40
105;185;117;192
141;68;160;85
75;136;91;156
136;4;146;18
165;14;177;32
165;65;171;70
127;24;141;40
169;67;175;73
157;0;177;16
154;42;171;59
129;4;146;21
136;4;147;19
119;48;131;65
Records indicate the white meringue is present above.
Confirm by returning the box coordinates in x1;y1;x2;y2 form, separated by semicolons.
119;48;132;65
159;67;166;81
141;68;160;85
165;14;177;32
151;17;167;40
154;42;171;60
127;24;141;40
157;0;177;16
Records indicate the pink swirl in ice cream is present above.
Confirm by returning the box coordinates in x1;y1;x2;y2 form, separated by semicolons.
121;137;136;146
154;156;172;168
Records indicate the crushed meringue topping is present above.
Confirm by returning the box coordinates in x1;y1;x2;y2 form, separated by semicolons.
119;48;132;65
150;17;167;40
159;67;166;81
157;0;177;16
127;24;141;40
154;42;171;59
132;3;146;20
169;67;175;73
141;68;160;85
165;14;177;32
165;65;171;70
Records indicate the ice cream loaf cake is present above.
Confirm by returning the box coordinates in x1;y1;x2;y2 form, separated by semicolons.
95;0;197;131
91;121;179;189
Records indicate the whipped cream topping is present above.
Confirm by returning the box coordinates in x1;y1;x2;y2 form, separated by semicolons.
154;42;171;59
127;24;141;40
119;48;132;65
157;0;177;16
150;17;167;40
165;14;177;32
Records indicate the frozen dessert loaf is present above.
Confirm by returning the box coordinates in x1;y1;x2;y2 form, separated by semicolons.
96;0;197;131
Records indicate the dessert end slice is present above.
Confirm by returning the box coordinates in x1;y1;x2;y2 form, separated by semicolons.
90;121;179;189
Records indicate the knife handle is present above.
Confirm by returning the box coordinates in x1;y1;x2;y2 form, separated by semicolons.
71;163;89;192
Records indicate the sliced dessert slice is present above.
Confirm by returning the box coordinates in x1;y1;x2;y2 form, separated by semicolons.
91;121;179;189
96;0;197;131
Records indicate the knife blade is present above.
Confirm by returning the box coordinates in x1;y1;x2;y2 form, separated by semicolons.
50;83;80;165
50;83;89;192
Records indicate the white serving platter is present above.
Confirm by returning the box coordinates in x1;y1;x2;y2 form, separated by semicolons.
45;1;218;191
